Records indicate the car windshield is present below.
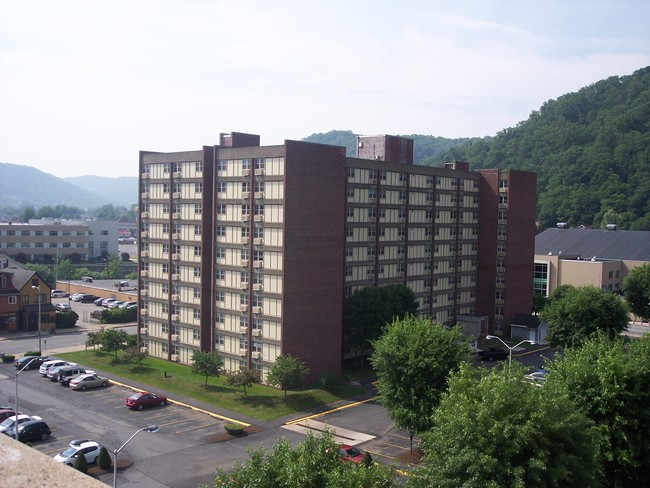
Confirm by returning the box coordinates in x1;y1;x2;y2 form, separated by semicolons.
0;417;15;427
128;393;141;400
344;446;361;456
60;447;79;457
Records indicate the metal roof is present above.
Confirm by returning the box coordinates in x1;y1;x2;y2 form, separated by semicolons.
535;228;650;262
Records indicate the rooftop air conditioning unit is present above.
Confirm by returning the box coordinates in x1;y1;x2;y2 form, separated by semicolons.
171;294;180;301
252;284;263;291
173;171;182;178
171;315;180;322
252;306;262;314
253;238;263;246
172;192;181;199
139;328;148;335
171;334;179;342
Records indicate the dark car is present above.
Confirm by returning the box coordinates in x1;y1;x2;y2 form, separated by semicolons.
79;294;99;303
125;392;167;410
54;365;92;385
14;356;50;370
4;419;51;442
93;297;105;306
478;347;509;362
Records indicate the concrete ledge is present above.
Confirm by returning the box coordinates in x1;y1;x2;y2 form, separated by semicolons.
0;433;106;487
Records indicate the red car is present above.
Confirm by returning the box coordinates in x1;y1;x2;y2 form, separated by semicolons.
340;444;365;463
125;392;167;410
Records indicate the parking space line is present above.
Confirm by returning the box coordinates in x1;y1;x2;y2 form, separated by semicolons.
175;421;222;434
285;396;379;425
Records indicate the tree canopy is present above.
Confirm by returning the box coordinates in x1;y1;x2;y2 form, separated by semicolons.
190;350;224;386
225;367;261;396
622;263;650;321
343;284;418;360
207;430;397;487
411;363;602;488
98;328;130;359
540;285;629;349
370;316;468;438
266;354;309;397
545;334;650;487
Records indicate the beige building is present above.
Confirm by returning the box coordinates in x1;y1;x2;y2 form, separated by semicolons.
534;225;650;296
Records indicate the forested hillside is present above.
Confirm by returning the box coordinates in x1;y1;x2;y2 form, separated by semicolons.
432;66;650;231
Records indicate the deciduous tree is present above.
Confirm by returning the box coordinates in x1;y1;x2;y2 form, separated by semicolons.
266;354;309;397
98;328;130;359
546;334;650;486
225;367;261;396
370;316;468;447
190;350;223;386
540;285;628;349
209;430;397;487
622;263;650;322
410;364;602;488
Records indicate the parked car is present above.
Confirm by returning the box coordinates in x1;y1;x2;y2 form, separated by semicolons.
101;298;118;307
55;303;72;312
53;440;102;465
39;360;75;377
14;355;50;370
339;444;365;463
70;293;85;302
55;365;93;386
69;373;109;391
51;289;69;298
125;392;167;410
78;294;99;303
3;419;51;442
90;309;103;319
0;409;21;422
93;297;106;306
478;347;509;362
0;414;42;434
119;301;137;309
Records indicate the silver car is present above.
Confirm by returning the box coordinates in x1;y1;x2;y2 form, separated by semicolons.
69;373;110;391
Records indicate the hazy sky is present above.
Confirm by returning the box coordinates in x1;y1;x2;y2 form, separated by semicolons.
1;1;649;178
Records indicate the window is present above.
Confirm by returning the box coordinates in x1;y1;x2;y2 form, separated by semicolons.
193;309;200;320
8;296;16;305
217;182;227;193
162;263;169;274
195;182;203;194
172;244;181;254
215;333;225;346
162;183;169;194
216;226;226;237
240;294;248;305
346;227;353;238
254;181;265;193
193;329;200;341
194;246;201;256
216;269;225;280
194;225;201;236
253;227;264;239
254;204;264;216
163;163;170;173
194;267;201;278
215;291;224;302
347;168;355;178
217;160;228;171
215;312;224;324
216;247;225;259
242;159;251;170
253;158;265;170
173;182;181;193
347;187;355;198
194;204;202;215
162;223;169;234
217;204;226;215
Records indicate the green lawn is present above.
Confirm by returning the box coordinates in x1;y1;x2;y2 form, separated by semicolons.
58;350;365;422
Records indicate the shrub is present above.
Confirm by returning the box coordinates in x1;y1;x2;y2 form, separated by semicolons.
24;350;41;357
55;311;79;329
224;423;245;435
361;451;373;467
97;446;112;469
73;453;88;473
1;354;15;363
101;307;137;324
319;372;339;390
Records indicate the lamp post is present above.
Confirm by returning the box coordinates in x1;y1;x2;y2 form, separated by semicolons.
15;357;38;442
31;285;42;354
485;335;535;372
113;425;159;488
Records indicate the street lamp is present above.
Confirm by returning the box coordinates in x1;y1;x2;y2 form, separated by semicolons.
31;285;42;354
485;335;535;372
14;357;38;442
113;425;159;488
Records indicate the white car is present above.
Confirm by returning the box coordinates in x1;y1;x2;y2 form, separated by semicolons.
70;293;84;302
53;440;103;466
39;359;75;377
51;289;69;298
0;414;42;433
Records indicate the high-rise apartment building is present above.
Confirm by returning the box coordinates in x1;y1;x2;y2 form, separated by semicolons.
137;132;536;381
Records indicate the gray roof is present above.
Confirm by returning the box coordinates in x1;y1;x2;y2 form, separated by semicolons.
535;228;650;262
